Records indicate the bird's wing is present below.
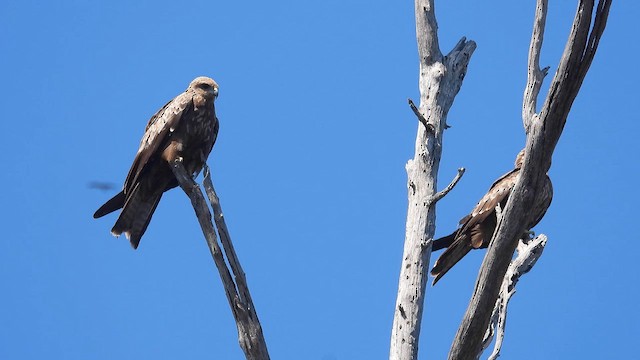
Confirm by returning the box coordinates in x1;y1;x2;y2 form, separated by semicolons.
528;174;553;228
454;169;516;228
458;169;518;247
123;93;194;193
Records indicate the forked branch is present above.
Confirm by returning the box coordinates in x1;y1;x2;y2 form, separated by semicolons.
448;1;612;359
171;159;270;360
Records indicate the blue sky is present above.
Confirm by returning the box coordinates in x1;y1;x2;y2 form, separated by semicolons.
1;1;637;359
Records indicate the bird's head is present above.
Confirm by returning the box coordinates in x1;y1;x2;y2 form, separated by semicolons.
189;76;219;99
514;149;526;169
514;148;553;173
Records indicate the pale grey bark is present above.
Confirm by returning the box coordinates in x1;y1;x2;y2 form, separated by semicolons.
481;235;548;360
522;0;550;132
431;168;466;206
389;1;475;359
171;160;270;360
448;1;612;359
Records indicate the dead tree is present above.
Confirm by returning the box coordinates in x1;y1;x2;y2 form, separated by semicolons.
390;1;611;360
389;0;475;359
449;1;611;359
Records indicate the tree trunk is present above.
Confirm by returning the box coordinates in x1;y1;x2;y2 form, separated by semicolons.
389;1;475;359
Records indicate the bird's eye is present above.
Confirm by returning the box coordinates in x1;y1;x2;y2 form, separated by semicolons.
199;84;211;89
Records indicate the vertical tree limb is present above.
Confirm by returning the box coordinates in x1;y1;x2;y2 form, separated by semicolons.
389;1;475;359
522;0;550;131
448;1;611;359
171;159;270;360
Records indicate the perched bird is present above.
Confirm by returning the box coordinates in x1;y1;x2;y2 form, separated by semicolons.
94;76;220;249
430;149;553;284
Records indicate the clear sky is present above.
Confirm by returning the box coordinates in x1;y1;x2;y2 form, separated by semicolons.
1;1;637;359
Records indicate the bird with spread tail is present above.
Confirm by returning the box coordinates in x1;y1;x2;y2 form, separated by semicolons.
94;76;220;249
430;149;553;284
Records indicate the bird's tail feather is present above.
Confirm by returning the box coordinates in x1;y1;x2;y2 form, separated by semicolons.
94;191;126;218
431;237;472;285
432;231;457;251
111;184;162;249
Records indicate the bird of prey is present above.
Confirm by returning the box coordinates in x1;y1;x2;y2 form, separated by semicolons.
430;149;553;284
94;76;220;249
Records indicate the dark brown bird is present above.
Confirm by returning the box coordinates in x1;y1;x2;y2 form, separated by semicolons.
94;76;220;249
431;149;553;284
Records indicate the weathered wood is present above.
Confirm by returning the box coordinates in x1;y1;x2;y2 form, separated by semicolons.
481;235;548;360
522;0;550;132
389;1;475;359
448;1;611;359
171;159;270;360
430;168;466;207
202;166;269;360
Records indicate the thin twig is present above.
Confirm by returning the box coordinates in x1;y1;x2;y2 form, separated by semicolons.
408;98;435;133
428;167;465;205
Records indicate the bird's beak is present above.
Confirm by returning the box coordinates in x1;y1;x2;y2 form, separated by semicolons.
213;88;219;99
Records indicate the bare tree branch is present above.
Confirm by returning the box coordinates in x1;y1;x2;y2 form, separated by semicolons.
522;0;550;131
408;98;435;133
481;235;548;360
416;0;441;65
448;1;612;359
429;167;465;206
171;159;270;360
202;165;269;360
389;1;476;359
